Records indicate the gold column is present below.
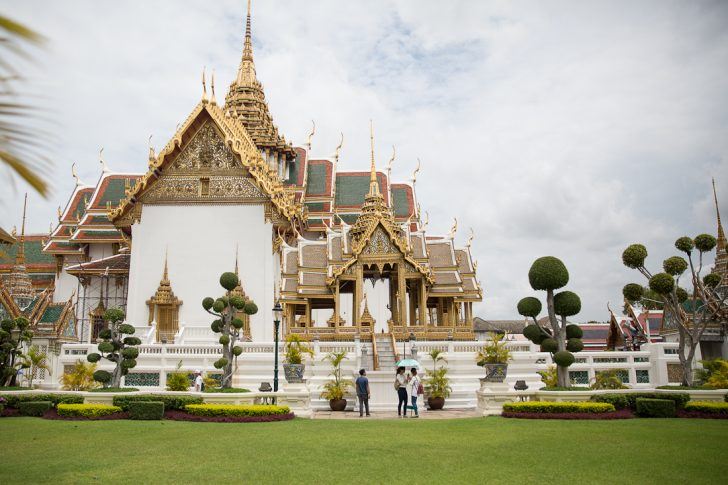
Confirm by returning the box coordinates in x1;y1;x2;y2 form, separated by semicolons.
465;302;473;326
354;264;363;326
397;263;407;326
419;278;427;327
334;283;340;329
305;301;311;328
436;299;444;327
408;280;416;327
389;274;398;324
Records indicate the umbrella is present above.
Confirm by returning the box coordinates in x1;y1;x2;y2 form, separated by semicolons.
396;358;420;368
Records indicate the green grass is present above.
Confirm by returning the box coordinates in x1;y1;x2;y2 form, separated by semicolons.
1;417;726;484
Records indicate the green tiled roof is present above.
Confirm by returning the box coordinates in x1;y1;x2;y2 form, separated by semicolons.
392;186;412;218
0;240;55;265
338;214;359;224
335;174;385;207
307;218;324;227
74;195;88;220
286;153;302;185
95;177;130;208
39;304;63;324
306;163;328;195
306;202;326;212
85;215;109;224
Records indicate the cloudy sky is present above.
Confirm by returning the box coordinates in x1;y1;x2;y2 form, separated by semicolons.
2;0;727;321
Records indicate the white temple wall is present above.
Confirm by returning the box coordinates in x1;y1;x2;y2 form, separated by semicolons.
126;204;275;340
88;243;113;261
53;255;84;303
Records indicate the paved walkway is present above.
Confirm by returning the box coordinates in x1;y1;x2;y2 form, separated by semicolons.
312;409;481;420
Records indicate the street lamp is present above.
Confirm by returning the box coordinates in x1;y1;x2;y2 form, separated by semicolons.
272;301;283;392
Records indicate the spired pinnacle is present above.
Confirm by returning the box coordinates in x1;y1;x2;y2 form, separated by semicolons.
713;178;726;252
368;120;381;198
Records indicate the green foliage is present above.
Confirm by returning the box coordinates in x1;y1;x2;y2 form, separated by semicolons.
244;302;258;315
86;353;101;363
212;300;225;312
565;324;583;339
517;297;542;318
553;291;581;317
284;334;314;364
211;320;222;333
57;403;122;418
118;324;135;335
566;338;584;352
553;350;575;367
502;401;615;414
540;338;558;353
60;360;99;391
523;324;544;342
166;361;190;391
0;393;83;408
219;335;230;345
104;308;125;323
231;318;244;329
528;256;569;291
622;244;648;268
698;358;728;389
648;273;675;295
663;256;688;276
424;367;452;399
703;273;721;288
18;400;52;416
635;398;675;418
123;337;141;346
591;392;689;410
591;369;628;390
675;287;689;303
213;358;229;369
476;332;512;365
538;365;558;388
93;370;112;384
684;401;728;414
622;283;644;302
694;233;716;252
184;404;291;417
121;347;139;360
112;394;202;411
320;351;353;401
97;342;114;353
18;344;51;388
120;358;137;369
98;329;111;339
230;296;246;309
128;401;164;420
232;346;243;356
675;236;695;253
0;316;33;386
219;272;239;291
202;297;214;310
87;308;137;388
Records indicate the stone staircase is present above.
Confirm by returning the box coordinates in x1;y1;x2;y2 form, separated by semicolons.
374;334;397;371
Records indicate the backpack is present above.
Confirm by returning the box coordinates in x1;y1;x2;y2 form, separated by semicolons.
417;381;424;395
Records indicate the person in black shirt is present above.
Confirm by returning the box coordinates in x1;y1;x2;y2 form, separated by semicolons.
355;369;371;417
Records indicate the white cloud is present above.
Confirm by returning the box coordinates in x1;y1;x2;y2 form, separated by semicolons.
2;0;727;321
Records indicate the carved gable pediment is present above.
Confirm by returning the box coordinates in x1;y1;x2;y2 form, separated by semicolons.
167;121;241;174
361;225;399;256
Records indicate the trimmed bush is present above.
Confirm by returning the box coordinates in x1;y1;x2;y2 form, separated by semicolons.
553;291;581;317
502;401;614;414
517;297;542;318
566;338;584;352
636;398;675;418
184;404;290;417
0;393;84;408
591;392;689;410
684;401;728;415
565;324;583;339
528;256;569;290
540;338;558;353
112;394;203;411
57;403;122;418
649;273;675;295
553;350;575;367
622;283;644;302
18;401;52;416
622;244;648;268
129;401;164;420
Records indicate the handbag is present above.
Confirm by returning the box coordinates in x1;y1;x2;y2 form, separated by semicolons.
417;382;424;395
394;378;400;390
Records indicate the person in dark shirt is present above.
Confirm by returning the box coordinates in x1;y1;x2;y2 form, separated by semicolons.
355;369;371;417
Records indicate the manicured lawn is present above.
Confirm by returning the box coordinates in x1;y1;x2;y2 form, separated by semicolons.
1;417;727;484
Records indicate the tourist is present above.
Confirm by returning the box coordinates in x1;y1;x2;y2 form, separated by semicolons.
395;366;408;417
194;370;203;392
356;369;370;417
409;368;422;418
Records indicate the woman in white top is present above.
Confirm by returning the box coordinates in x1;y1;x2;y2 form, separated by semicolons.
409;368;421;418
395;366;409;417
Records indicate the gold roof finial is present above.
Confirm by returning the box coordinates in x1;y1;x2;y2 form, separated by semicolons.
422;211;429;231
411;158;421;185
306;120;315;151
333;132;344;162
148;135;156;164
243;0;253;62
210;69;217;105
162;247;169;282
449;217;458;239
99;148;110;174
16;193;27;266
201;66;208;103
57;205;62;221
368;119;380;197
466;227;474;249
386;145;396;173
713;177;726;251
71;162;85;187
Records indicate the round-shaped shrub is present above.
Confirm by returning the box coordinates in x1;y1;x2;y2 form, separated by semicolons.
93;370;112;383
566;338;584;352
540;338;558;353
219;335;230;345
622;244;648;269
98;341;114;353
676;287;688;303
210;320;222;333
703;273;721;288
565;324;583;339
528;257;569;291
523;324;543;342
220;272;239;291
122;347;139;359
98;328;112;340
123;337;142;346
553;350;575;367
118;324;135;335
212;300;225;313
663;256;687;276
121;358;137;369
87;352;101;363
213;358;229;369
232;318;244;329
0;319;13;331
649;273;675;295
230;296;246;309
517;297;542;318
694;233;717;252
104;308;125;323
622;283;644;302
244;302;258;315
232;346;243;356
675;236;694;253
202;297;215;310
553;291;581;317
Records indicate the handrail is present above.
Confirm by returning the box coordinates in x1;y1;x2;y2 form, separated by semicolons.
390;332;399;362
371;333;379;371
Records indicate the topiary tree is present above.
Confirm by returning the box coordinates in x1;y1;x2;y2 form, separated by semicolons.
0;316;33;387
622;235;727;386
86;308;140;388
517;256;584;387
202;272;258;389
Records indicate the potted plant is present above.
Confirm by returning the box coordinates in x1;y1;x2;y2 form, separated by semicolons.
283;334;314;383
319;350;353;411
476;332;512;382
424;349;451;410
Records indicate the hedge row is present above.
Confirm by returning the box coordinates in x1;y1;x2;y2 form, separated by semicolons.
590;392;689;410
18;401;52;416
684;401;728;415
57;404;122;418
183;404;291;417
636;398;675;418
0;394;84;408
129;401;164;420
112;395;203;411
502;401;615;414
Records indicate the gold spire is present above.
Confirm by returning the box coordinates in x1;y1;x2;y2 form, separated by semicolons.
368;120;380;198
16;193;27;266
6;193;35;307
713;178;726;252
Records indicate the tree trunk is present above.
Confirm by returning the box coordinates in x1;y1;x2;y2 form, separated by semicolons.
221;305;233;389
546;290;569;388
677;326;696;387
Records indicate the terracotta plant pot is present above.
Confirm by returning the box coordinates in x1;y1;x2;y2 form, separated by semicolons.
283;363;305;383
427;397;445;410
482;363;508;383
329;399;347;411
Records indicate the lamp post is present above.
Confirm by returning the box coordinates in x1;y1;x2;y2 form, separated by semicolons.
272;301;283;392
